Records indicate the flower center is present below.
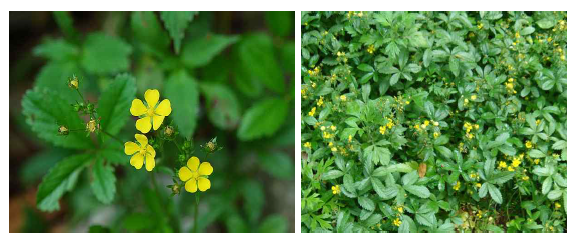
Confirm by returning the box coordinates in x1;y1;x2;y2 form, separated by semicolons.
147;106;156;117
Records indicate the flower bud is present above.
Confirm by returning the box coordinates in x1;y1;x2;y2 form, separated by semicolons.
58;125;69;135
68;75;79;89
86;119;97;133
164;125;175;137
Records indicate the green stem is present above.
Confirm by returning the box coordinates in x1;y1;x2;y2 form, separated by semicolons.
100;129;124;144
193;192;200;233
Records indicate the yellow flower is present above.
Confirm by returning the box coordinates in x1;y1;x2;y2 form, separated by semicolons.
178;156;213;193
477;23;483;29
317;96;324;107
332;185;340;194
304;142;311;148
498;161;507;169
433;121;439;126
348;135;352;143
424;120;430;126
474;124;479;130
515;32;520;38
308;107;316;117
367;45;375;54
331;147;337;152
433;132;439;138
130;89;172;133
453;181;461;191
508;166;515;172
340;95;347;101
320;126;326;131
379;126;387;135
124;134;157;171
475;183;482;188
512;158;521;168
471;95;477;100
397;206;404;213
393;218;402;227
555;202;561;209
534;159;540;164
331;125;337;131
525;141;533;149
522;176;529;181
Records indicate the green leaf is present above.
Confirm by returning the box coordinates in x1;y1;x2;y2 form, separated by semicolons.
435;146;453;159
199;83;241;130
409;32;429;48
371;177;396;199
404;185;430;198
160;11;196;54
520;26;535;35
33;39;79;61
258;151;293;180
542;177;552;195
81;33;132;75
238;33;285;93
537;18;555;29
182;34;239;68
97;142;127;165
528;149;546;158
97;74;137;135
358;196;375;211
258;215;288;233
487;184;503;204
490;171;515;185
322;170;344;180
130;11;171;57
53;11;78;41
237;98;288;141
479;182;489;198
36;154;92;211
33;61;83;103
22;88;94;149
547;189;562;200
357;63;374;72
165;70;199;138
91;160;116;204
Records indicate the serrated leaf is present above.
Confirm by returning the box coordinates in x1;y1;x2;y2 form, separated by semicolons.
160;11;196;54
182;34;239;68
36;154;92;211
487;184;503;204
237;98;288;141
130;11;171;57
199;83;241;130
165;70;199;138
258;151;293;180
404;185;430;198
528;149;546;158
357;196;375;211
371;177;395;199
97;74;137;135
33;38;79;61
22;88;94;149
81;33;132;75
322;170;344;180
91;160;116;204
238;33;285;93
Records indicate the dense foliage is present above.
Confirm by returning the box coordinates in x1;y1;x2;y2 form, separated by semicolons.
13;11;294;232
301;11;566;233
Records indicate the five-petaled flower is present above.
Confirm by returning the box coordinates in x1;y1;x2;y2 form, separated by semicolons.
332;185;340;195
124;134;157;171
179;156;213;193
130;89;172;133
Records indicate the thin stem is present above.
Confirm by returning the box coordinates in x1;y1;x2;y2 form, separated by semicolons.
75;89;85;103
100;129;124;144
193;192;200;233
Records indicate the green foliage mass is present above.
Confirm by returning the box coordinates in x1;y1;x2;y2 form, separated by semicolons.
301;11;567;233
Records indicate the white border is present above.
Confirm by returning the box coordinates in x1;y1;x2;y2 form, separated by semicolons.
3;1;582;242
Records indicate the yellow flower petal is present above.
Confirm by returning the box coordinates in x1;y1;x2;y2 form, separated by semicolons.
178;166;193;182
135;134;148;147
144;89;160;109
130;99;148;116
130;153;144;169
187;157;200;172
198;162;213;176
136;117;152;134
124;142;140;155
146;145;156;158
185;178;198;193
197;177;211;192
152;115;165;131
155;99;172;116
145;154;155;171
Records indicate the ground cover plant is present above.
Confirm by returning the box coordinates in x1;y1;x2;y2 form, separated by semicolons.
10;11;294;232
301;11;567;233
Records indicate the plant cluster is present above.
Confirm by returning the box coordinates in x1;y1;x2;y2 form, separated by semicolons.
301;11;567;233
